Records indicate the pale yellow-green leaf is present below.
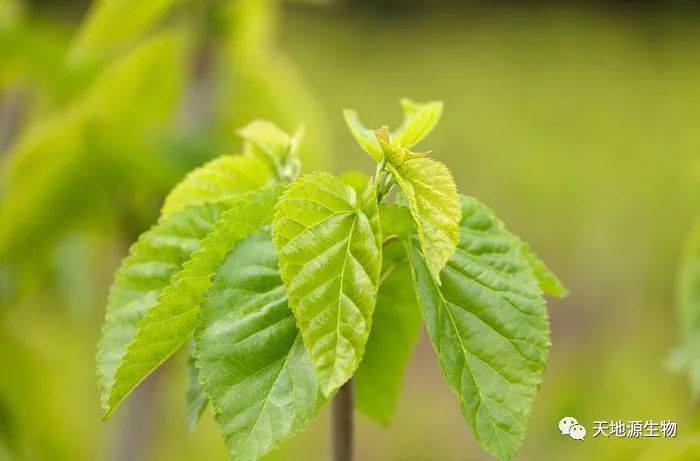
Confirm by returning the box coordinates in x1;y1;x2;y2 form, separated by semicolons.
97;200;230;415
104;186;282;418
342;109;383;162
161;155;271;218
391;99;443;149
272;172;381;395
238;120;294;163
387;155;461;281
339;170;369;195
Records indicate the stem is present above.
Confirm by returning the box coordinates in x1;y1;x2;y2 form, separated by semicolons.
332;379;354;461
377;257;407;287
330;158;391;460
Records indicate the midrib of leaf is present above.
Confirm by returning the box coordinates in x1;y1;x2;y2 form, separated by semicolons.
97;199;228;412
243;345;293;449
387;157;461;282
439;277;513;458
195;229;326;460
331;213;358;380
417;251;534;460
273;171;381;396
411;195;551;461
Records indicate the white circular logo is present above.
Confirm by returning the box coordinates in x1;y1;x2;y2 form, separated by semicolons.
559;416;579;435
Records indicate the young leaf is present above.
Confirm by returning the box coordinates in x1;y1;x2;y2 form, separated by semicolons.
384;150;461;282
392;99;443;149
161;155;271;218
238;120;295;165
186;342;207;432
272;171;382;396
97;200;230;414
355;205;421;424
412;195;552;461
195;228;326;460
343;109;383;162
339;170;369;195
105;186;282;418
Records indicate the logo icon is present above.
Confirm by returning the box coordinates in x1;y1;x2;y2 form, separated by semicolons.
559;416;586;440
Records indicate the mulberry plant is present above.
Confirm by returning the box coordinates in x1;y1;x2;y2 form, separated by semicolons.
97;99;566;461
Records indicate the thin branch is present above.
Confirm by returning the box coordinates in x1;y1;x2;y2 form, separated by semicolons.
332;379;354;461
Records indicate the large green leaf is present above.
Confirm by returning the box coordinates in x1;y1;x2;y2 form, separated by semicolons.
97;200;229;414
272;171;381;396
355;205;422;424
161;155;271;218
105;186;282;418
385;150;461;282
412;195;551;461
195;228;326;460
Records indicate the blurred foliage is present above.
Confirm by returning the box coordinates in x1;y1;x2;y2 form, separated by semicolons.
2;0;700;460
669;219;700;401
0;0;327;298
0;0;327;460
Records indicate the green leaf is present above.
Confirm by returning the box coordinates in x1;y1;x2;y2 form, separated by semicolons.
238;120;298;165
104;186;282;418
69;0;178;63
386;155;461;282
195;228;326;461
355;205;421;424
161;155;272;218
97;200;230;415
339;170;369;195
521;242;567;298
671;220;700;399
272;171;382;396
392;99;443;149
411;195;551;461
186;341;207;432
88;30;187;133
343;109;383;162
216;0;330;171
0;32;186;262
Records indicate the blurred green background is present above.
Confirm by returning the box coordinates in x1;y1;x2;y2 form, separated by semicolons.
2;0;700;460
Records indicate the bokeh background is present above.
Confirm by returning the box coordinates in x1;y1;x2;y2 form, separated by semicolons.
2;0;700;460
